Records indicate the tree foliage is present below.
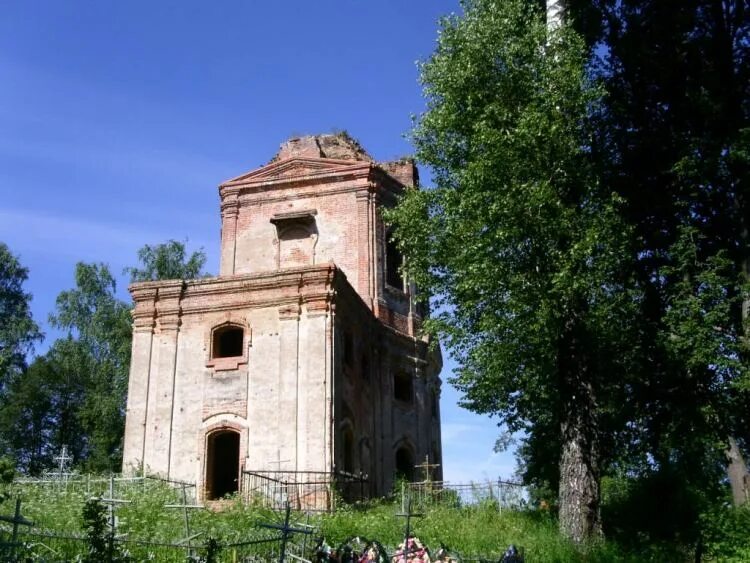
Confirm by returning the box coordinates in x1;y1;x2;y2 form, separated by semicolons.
48;263;132;471
389;0;641;541
125;239;207;282
391;0;750;549
569;0;750;540
0;243;40;390
0;238;208;474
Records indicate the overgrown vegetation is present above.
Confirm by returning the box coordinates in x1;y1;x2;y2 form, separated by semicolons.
0;478;748;561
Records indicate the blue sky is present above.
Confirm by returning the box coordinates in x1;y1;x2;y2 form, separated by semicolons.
0;1;516;483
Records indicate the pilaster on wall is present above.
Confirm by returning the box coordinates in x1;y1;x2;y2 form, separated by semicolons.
372;193;385;318
278;303;301;470
143;282;183;477
122;287;157;473
356;189;374;307
299;297;331;472
220;191;240;276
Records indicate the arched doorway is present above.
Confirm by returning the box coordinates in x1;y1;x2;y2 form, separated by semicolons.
205;430;240;500
395;446;415;482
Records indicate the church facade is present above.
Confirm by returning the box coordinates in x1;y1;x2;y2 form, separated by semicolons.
122;134;442;501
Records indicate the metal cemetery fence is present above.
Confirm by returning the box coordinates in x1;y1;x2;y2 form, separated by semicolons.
1;465;527;562
404;479;527;511
12;472;198;503
242;469;369;511
0;495;316;562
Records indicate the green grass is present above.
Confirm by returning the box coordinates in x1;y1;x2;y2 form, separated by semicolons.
0;478;698;562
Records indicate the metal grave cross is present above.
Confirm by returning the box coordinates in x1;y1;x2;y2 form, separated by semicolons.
395;496;423;550
0;498;33;561
268;449;292;508
165;482;204;560
259;503;314;563
95;473;131;556
53;444;73;477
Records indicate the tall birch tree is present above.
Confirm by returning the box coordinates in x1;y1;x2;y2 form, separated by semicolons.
389;0;637;541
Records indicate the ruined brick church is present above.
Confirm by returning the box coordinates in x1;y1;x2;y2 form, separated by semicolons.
122;134;442;501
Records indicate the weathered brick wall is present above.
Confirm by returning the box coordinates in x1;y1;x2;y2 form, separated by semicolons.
123;134;442;501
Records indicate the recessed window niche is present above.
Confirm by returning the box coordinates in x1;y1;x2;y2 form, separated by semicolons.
207;322;249;371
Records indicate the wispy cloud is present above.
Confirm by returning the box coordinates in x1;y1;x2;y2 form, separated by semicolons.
441;422;478;444
0;207;216;267
444;451;518;484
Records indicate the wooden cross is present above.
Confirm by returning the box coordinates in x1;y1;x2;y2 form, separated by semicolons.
414;455;440;485
259;503;314;563
165;483;204;560
0;498;33;561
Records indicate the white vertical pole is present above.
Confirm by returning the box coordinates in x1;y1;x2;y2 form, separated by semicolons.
547;0;566;31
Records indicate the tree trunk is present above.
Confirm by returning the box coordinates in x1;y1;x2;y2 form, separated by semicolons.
722;0;750;509
727;436;749;505
558;315;602;543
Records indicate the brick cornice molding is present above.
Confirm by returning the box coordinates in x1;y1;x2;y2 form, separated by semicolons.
303;293;333;317
130;287;157;332
278;302;301;320
221;198;240;217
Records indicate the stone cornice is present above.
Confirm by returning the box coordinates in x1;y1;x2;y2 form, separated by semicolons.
130;265;339;318
220;161;372;193
217;159;406;206
235;182;371;207
128;264;435;357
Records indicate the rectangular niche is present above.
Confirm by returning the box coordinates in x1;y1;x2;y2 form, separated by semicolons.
271;209;318;269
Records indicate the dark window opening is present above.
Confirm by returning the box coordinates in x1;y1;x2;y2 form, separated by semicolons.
386;235;404;290
431;392;438;419
205;430;240;500
394;371;413;403
395;447;414;481
213;326;244;358
343;429;355;473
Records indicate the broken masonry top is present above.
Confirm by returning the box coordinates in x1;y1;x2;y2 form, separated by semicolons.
273;132;373;163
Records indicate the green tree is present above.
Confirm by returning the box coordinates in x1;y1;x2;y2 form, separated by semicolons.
50;263;131;471
0;242;40;391
0;345;90;474
125;239;208;282
568;0;750;527
389;0;637;541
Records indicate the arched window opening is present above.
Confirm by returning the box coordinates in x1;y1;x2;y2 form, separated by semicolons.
205;430;240;500
385;233;404;290
395;447;414;482
393;371;413;404
212;325;244;359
